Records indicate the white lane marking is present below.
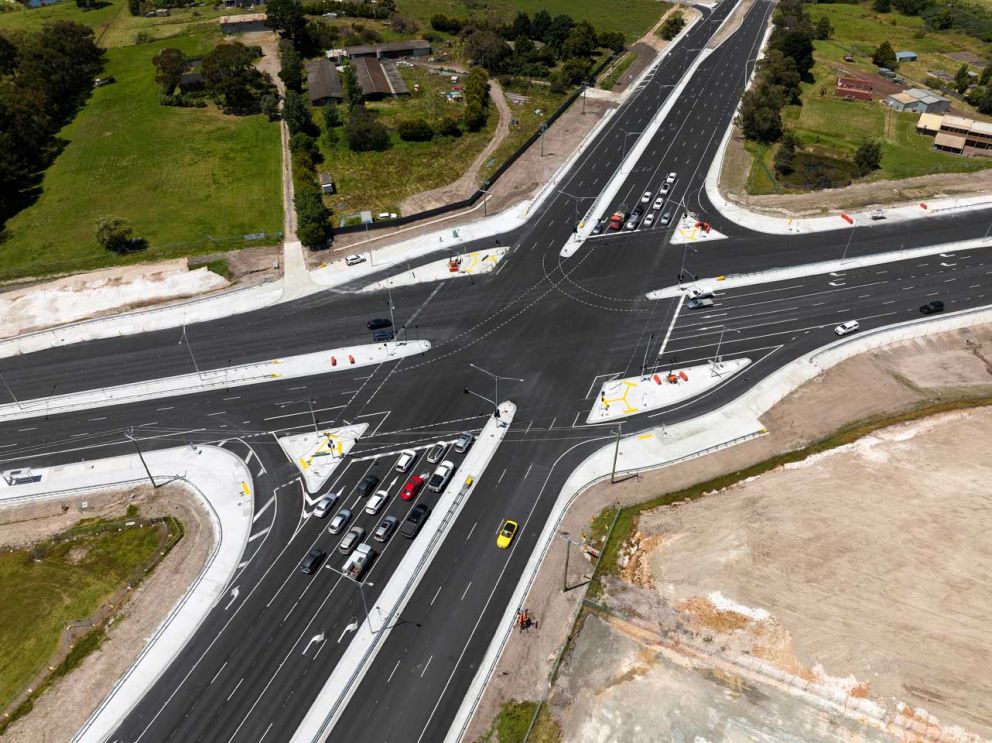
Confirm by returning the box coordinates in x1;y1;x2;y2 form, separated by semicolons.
387;660;400;684
421;655;433;678
210;661;228;685
497;468;507;484
466;522;477;541
657;295;685;361
226;678;243;702
248;527;270;543
461;582;472;601
431;585;442;605
253;494;275;523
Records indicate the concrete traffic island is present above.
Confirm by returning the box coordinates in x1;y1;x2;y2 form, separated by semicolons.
292;402;517;743
668;212;727;244
361;247;509;292
0;340;431;424
587;358;751;423
278;424;369;494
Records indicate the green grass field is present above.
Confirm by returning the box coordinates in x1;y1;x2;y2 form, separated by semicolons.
396;0;667;43
0;32;282;280
0;521;168;712
481;81;567;182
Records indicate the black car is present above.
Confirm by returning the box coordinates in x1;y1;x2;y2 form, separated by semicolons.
400;504;431;539
300;547;326;574
367;318;392;330
920;300;945;315
631;205;645;219
356;473;380;497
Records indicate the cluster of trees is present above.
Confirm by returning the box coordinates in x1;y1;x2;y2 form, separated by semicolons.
0;21;104;226
434;10;623;91
284;91;331;247
658;11;686;41
152;42;274;113
302;0;398;22
964;64;992;113
871;0;992;42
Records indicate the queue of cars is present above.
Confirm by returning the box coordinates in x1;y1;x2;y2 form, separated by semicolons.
596;173;679;234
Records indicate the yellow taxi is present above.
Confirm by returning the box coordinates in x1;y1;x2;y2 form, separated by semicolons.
496;520;518;549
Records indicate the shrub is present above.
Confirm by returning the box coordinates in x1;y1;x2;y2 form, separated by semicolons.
396;117;433;141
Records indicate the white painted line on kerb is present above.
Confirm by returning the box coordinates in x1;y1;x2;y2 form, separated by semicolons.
657;294;686;358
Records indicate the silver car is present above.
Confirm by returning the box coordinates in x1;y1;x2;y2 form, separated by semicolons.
328;508;351;535
338;526;365;554
454;431;474;453
312;491;339;518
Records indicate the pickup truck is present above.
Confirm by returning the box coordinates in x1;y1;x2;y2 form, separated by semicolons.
343;543;377;580
608;211;626;231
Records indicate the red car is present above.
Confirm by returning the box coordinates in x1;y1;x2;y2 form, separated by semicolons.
400;475;424;501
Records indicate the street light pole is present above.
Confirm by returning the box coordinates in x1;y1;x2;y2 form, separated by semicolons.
0;368;22;409
842;220;857;261
640;333;655;380
125;428;157;489
386;290;396;332
540;122;548;156
307;398;319;434
180;325;202;380
468;362;524;412
610;422;623;484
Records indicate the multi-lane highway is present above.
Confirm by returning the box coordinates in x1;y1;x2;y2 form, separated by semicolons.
3;0;992;740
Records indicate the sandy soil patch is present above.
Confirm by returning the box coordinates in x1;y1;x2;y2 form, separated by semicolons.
0;483;213;743
0;260;228;339
465;323;992;740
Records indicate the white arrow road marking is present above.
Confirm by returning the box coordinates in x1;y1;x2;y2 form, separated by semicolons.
303;632;326;654
338;621;359;644
224;586;240;610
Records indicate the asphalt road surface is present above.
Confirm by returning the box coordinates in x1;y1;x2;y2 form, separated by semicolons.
1;1;991;741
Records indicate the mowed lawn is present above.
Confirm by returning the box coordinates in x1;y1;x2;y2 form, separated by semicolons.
0;33;282;280
0;523;165;711
396;0;666;42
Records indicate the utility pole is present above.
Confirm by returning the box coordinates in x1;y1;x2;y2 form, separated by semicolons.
307;398;319;434
386;290;396;332
125;428;157;489
640;333;655;380
0;368;22;409
610;422;623;484
560;532;584;591
180;325;202;380
842;220;857;261
581;82;587;114
540;122;548;156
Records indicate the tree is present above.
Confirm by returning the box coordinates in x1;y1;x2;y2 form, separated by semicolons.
562;21;598;59
531;9;552;43
738;83;784;142
774;131;797;175
202;42;260;109
873;0;891;11
294;183;328;248
437;117;461;137
0;34;16;76
854;138;882;175
546;14;575;50
260;93;280;120
559;56;592;85
266;0;307;44
981;64;992;87
659;11;686;41
152;47;185;95
597;31;625;54
814;16;833;40
974;87;992;115
954;63;971;94
760;48;802;103
344;106;390;151
396;117;433;141
322;102;341;129
341;64;364;110
278;40;303;91
872;40;898;69
95;216;133;253
509;10;531;40
289;131;320;161
463;29;510;72
773;28;815;79
464;100;486;131
282;89;313;135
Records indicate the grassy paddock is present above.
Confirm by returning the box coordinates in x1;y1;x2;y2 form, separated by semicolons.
481;80;568;182
0;33;282;281
475;699;562;743
0;519;175;715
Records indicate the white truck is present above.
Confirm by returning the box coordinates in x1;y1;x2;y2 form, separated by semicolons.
343;543;377;580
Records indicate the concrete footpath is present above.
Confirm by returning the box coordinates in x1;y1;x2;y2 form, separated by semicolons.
361;247;509;292
645;236;992;299
293;402;516;743
447;303;992;742
0;446;254;743
0;340;429;424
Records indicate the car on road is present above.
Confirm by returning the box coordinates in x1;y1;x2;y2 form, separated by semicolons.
834;320;860;336
428;460;455;492
328;508;351;535
660;182;671;195
608;211;626;231
666;172;677;184
687;297;714;309
373;516;399;543
454;431;474;453
426;442;447;463
496;520;518;549
367;318;392;330
356;473;380;497
592;220;605;235
686;287;713;300
395;449;417;472
660;211;673;226
400;504;431;539
640;191;652;203
312;491;339;518
372;329;394;342
400;475;424;501
652;197;663;210
366;489;389;514
920;300;945;315
643;213;655;228
345;254;366;266
300;547;326;574
339;526;365;554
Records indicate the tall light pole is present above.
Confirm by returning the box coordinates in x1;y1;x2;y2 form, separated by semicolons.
180;325;202;380
468;362;523;414
842;218;857;261
125;427;157;489
307;398;319;434
386;290;396;332
539;121;548;156
640;333;655;380
0;368;21;409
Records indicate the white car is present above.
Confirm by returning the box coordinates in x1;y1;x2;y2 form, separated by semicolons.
652;197;663;210
312;491;340;518
640;191;652;203
395;449;417;473
365;489;389;515
666;172;677;184
643;213;655;227
686;286;714;300
328;508;351;535
660;182;671;195
427;460;455;492
345;254;366;266
834;320;860;336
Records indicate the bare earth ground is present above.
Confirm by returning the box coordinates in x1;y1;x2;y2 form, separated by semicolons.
398;80;513;216
0;483;213;742
466;323;992;740
720;125;992;216
318;96;616;259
